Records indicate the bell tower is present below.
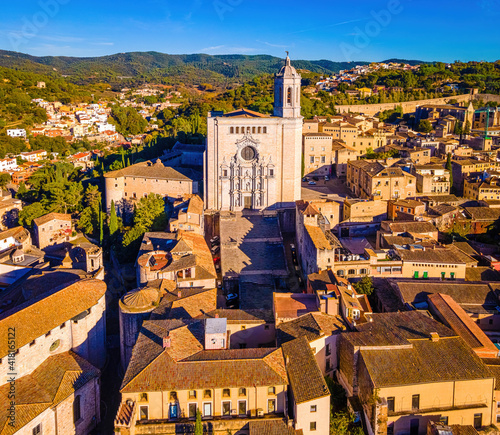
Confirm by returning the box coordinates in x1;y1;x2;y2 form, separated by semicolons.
273;52;302;118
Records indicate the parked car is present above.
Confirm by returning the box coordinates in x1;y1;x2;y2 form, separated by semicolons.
211;245;220;255
226;293;239;308
210;235;220;245
308;181;316;185
290;244;296;253
312;176;319;181
213;256;221;264
353;412;362;426
302;177;308;182
324;175;329;181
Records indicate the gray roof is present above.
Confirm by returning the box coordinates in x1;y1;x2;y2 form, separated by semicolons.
205;317;227;334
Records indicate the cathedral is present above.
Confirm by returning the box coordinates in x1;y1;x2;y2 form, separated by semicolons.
204;55;303;211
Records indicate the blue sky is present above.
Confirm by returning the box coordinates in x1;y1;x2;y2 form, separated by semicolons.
0;0;499;62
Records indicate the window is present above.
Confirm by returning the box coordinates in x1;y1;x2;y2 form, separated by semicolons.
223;169;228;177
440;416;448;425
140;406;149;420
326;344;331;356
321;156;326;163
310;156;315;163
268;387;275;395
264;325;270;330
238;388;246;396
32;424;42;435
30;340;36;347
326;359;331;371
230;127;234;134
73;395;81;423
222;401;231;416
223;388;231;398
310;422;317;431
412;394;420;410
263;127;267;134
204;390;212;399
241;326;246;330
287;87;292;104
238;400;247;416
268;399;276;413
387;397;395;412
348;269;356;275
169;391;177;401
203;402;212;417
189;403;197;419
311;405;317;413
387;423;394;435
474;413;482;429
49;340;61;352
269;169;274;177
235;127;239;134
140;393;148;402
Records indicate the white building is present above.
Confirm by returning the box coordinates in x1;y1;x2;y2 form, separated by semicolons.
7;129;26;138
204;55;303;211
0;157;18;172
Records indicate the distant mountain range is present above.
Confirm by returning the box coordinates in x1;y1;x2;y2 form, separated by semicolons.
0;49;426;85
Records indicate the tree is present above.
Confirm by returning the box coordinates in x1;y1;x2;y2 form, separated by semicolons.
464;120;471;135
0;173;11;190
109;200;118;236
354;275;374;296
99;203;104;245
78;206;95;235
194;410;203;435
134;194;167;232
417;119;432;133
18;202;46;227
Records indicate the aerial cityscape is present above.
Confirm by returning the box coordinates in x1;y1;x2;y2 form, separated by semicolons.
1;1;500;435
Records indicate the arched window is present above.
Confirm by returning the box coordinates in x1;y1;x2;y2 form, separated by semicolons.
73;395;81;423
252;127;256;134
239;388;247;396
348;269;356;275
230;127;234;134
258;127;261;133
235;127;239;134
287;87;292;105
263;127;267;134
360;269;368;275
337;270;344;276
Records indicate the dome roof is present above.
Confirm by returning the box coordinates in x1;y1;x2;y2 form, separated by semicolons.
276;54;299;78
121;286;160;311
12;249;24;258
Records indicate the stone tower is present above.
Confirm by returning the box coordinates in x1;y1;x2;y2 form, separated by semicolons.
274;53;302;118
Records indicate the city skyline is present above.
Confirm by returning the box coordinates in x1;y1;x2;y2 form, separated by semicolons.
1;0;499;62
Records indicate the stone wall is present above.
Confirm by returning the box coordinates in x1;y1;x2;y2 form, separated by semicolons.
334;93;500;117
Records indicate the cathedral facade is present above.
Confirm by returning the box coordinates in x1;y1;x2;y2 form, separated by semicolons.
204;55;303;211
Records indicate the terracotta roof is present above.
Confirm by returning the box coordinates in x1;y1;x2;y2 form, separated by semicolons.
187;195;204;215
346;311;456;347
392;281;499;308
396;245;471;264
427;293;498;357
33;212;71;227
0;226;30;243
465;267;500;282
277;312;345;345
383;220;438;234
307;269;338;293
0;279;106;358
121;319;288;393
0;351;99;435
274;293;318;320
248;420;303;435
360;336;492;388
198;309;274;323
104;159;199;181
282;337;330;404
150;286;217;320
464;207;500;221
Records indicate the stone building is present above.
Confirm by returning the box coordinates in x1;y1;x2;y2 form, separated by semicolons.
104;158;200;214
204;55;303;211
33;212;72;249
168;195;204;235
135;231;216;288
338;311;495;435
347;160;416;201
0;279;106;434
302;132;333;177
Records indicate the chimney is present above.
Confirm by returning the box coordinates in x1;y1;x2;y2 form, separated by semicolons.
163;332;172;348
347;284;352;291
285;356;290;365
215;313;219;318
430;332;439;342
177;291;182;298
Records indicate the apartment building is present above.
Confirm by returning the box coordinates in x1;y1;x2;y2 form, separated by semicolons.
303;132;333;176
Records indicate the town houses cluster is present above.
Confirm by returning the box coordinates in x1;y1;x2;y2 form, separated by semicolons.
1;56;500;435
